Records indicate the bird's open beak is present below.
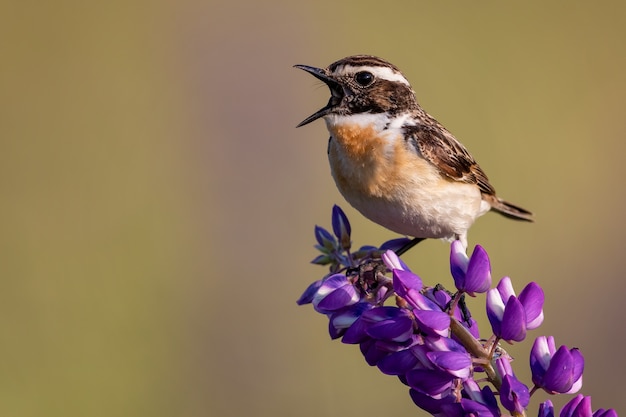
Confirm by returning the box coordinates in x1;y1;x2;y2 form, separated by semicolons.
294;64;343;127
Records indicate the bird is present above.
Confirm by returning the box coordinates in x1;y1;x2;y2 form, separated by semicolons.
294;55;532;251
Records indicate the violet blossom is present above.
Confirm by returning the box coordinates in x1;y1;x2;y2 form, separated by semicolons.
297;206;618;417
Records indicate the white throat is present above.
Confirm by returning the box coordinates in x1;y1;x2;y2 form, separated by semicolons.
324;112;415;133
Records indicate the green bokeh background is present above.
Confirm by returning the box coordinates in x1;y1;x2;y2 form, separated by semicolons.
2;1;625;416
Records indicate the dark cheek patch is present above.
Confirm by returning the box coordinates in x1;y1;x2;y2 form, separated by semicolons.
349;81;416;115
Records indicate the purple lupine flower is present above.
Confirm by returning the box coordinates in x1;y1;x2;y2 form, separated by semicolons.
311;273;359;313
296;279;323;305
595;410;620;417
406;367;456;397
358;338;391;366
299;207;618;417
409;389;459;416
413;309;450;337
427;350;472;379
391;266;423;298
423;286;481;339
561;395;618;417
314;225;336;251
496;356;530;414
382;249;410;272
486;276;544;342
450;241;492;295
538;400;555;417
461;380;501;417
311;226;336;265
530;336;584;394
422;337;473;379
377;345;422;375
331;204;351;250
387;265;452;338
361;306;414;343
328;302;372;339
341;314;370;344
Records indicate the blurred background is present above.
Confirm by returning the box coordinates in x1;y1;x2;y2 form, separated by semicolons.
2;1;625;416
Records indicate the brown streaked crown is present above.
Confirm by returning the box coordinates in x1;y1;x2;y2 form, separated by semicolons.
327;55;403;73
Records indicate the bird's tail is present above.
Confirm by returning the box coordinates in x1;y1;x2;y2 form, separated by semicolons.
489;197;534;222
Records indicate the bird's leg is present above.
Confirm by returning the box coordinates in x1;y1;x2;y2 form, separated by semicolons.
395;237;425;256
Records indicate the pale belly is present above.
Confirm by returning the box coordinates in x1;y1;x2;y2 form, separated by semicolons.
336;177;486;241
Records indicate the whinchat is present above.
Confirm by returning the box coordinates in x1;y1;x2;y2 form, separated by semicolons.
295;55;532;250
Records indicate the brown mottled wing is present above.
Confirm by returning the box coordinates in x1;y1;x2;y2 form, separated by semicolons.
405;123;496;196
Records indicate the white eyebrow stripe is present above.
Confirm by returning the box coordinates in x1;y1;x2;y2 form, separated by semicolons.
342;65;411;86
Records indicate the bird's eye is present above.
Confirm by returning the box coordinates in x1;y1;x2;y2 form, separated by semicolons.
354;71;374;87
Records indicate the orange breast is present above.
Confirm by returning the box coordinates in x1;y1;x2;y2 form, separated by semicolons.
328;123;440;198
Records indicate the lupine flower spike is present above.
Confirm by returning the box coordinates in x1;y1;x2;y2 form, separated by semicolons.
298;206;619;417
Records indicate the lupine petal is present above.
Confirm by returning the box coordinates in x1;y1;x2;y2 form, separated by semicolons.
329;302;372;330
568;375;584;395
496;276;516;302
296;279;323;305
427;351;472;379
567;348;584;394
361;307;414;342
575;396;594;417
362;306;406;322
530;336;552;384
407;344;433;369
546;334;557;354
561;395;585;417
331;205;351;249
406;368;454;396
462;379;482;400
500;295;527;342
538;400;555;417
374;337;415;353
381;249;409;271
450;240;469;289
342;316;370;345
495;355;514;377
313;274;359;313
460;398;500;417
413;309;450;337
410;290;444;312
463;245;492;295
310;254;332;265
377;349;421;375
424;287;452;311
500;374;530;414
366;316;414;342
543;346;576;393
486;288;505;336
314;225;336;250
424;335;467;354
519;282;545;329
409;390;457;415
562;395;593;417
359;339;389;366
328;319;345;339
314;273;349;295
315;286;358;312
462;382;500;415
590;408;613;417
393;268;423;297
